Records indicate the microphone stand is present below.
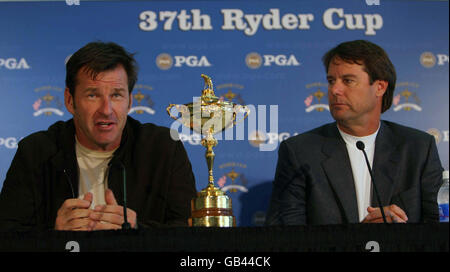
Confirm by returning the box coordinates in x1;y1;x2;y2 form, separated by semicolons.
119;162;131;230
356;141;388;223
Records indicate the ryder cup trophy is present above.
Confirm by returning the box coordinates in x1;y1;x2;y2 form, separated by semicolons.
167;74;249;227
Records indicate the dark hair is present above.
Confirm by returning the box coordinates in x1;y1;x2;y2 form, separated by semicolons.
322;40;396;113
65;41;138;97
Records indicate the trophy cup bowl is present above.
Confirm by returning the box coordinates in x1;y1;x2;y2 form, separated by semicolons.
167;74;249;227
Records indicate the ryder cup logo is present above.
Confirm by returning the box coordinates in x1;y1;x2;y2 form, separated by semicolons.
392;82;422;112
217;162;249;193
304;83;329;112
128;84;155;115
216;83;246;105
33;86;64;117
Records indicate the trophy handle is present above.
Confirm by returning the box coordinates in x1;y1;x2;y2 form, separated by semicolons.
166;104;180;121
233;105;250;125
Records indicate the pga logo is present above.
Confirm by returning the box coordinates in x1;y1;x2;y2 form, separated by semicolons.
156;54;211;70
266;132;294;144
174;55;211;67
178;133;201;145
66;0;80;5
420;52;449;68
263;54;300;66
0;137;19;149
437;54;449;65
246;53;300;69
0;58;30;70
365;0;380;5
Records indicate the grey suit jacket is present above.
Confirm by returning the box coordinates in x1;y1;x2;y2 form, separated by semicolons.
265;121;443;225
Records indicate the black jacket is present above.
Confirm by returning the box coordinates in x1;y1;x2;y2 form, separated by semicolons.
0;117;197;231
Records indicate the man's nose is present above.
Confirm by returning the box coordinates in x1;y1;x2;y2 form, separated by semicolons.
98;97;113;115
328;81;344;96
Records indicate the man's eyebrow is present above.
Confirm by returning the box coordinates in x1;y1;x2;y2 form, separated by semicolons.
113;88;127;92
81;88;127;93
342;74;357;78
83;87;98;93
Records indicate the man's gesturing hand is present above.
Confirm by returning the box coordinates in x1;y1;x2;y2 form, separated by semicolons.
362;204;408;223
55;192;93;231
89;189;137;230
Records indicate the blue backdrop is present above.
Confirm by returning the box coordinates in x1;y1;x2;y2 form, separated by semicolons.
0;0;448;226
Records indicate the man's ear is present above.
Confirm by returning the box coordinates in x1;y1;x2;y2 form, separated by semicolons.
375;80;388;97
64;88;75;114
128;92;133;110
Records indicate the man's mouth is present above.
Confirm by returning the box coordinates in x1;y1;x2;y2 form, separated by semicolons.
95;121;116;129
331;102;347;107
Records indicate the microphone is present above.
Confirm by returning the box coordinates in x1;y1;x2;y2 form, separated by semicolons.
356;141;388;224
109;159;131;230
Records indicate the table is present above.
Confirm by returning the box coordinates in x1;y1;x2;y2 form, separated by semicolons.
0;223;447;252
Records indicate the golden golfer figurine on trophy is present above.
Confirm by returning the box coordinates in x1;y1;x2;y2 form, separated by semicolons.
167;74;249;227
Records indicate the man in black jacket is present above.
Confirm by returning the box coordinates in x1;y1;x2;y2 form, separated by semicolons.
0;42;197;231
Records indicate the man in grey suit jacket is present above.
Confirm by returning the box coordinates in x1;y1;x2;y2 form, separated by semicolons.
266;40;443;225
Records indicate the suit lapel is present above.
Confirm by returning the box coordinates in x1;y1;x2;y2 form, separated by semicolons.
321;124;359;223
371;121;400;206
50;120;79;198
